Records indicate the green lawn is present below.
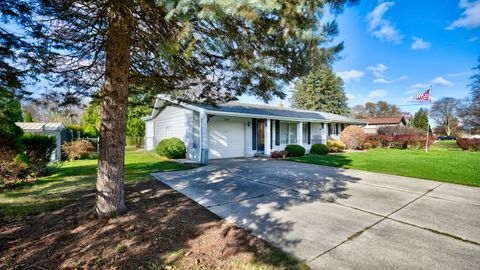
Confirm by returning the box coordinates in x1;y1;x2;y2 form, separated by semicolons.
0;148;190;217
289;141;480;187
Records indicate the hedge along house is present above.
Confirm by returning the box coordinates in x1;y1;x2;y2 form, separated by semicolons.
143;95;365;163
15;122;71;161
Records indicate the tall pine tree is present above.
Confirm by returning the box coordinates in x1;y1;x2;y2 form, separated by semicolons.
413;108;429;131
291;65;349;115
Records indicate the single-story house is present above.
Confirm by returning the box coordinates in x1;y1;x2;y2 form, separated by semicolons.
16;122;71;161
357;116;407;135
143;95;365;163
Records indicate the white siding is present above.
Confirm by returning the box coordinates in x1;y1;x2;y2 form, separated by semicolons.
153;106;192;152
145;120;154;151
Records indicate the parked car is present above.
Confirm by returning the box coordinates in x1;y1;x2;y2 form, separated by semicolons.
437;136;457;141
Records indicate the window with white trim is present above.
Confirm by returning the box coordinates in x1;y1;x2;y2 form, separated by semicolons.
279;122;298;144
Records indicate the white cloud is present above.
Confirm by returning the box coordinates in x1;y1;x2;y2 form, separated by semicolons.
409;83;430;89
468;36;479;42
374;75;407;84
337;70;365;82
446;71;472;77
447;0;480;30
366;2;403;43
405;89;418;94
411;36;431;50
367;89;387;99
367;63;388;77
429;76;454;86
346;93;357;100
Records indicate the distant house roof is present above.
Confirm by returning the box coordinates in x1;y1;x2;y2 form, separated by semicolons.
16;122;65;132
145;95;366;125
357;117;406;125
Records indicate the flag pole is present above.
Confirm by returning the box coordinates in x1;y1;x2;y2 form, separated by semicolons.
425;87;432;153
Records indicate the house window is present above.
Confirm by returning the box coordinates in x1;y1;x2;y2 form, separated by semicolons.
302;123;309;143
280;123;288;144
289;123;297;143
279;122;298;144
330;123;337;135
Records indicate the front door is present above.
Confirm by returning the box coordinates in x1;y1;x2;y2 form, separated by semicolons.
257;119;265;152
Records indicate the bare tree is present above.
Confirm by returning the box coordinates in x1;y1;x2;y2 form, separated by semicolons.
431;97;461;136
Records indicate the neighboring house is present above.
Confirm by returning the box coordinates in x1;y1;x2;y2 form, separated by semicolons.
357;117;407;135
143;95;365;163
16;122;71;161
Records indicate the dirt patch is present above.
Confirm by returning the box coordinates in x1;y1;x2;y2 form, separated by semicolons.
0;179;307;269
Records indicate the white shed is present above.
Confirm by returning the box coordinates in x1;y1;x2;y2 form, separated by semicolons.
16;122;68;161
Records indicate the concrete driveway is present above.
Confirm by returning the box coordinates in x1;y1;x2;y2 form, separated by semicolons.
152;158;480;269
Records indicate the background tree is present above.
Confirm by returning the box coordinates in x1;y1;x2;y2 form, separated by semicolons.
291;65;349;115
82;102;102;138
431;97;461;136
413;108;429;131
27;0;356;217
24;112;33;122
351;101;402;118
460;57;480;131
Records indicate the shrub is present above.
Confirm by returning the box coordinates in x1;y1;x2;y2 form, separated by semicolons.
22;134;56;177
156;138;186;159
457;138;480;151
340;125;366;150
327;140;346;152
62;140;96;160
366;135;393;148
363;142;372;149
310;144;329;155
271;150;288;158
284;145;305;157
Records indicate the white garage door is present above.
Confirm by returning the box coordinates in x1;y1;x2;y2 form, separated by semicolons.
209;120;245;159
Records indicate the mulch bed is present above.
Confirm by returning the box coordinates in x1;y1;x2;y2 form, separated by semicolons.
0;179;286;269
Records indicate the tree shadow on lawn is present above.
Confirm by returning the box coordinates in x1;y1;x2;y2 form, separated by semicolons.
0;159;192;217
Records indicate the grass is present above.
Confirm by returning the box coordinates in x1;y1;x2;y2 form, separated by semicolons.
0;147;191;217
289;141;480;187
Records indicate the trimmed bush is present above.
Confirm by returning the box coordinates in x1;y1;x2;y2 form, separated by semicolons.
310;144;329;155
271;150;288;158
284;145;305;157
340;125;366;150
62;140;96;160
327;140;346;152
156;138;186;159
363;142;372;149
22;134;56;177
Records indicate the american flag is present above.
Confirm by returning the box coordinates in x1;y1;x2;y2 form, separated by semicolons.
415;89;431;102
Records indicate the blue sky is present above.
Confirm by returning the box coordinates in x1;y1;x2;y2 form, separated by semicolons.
239;0;480;114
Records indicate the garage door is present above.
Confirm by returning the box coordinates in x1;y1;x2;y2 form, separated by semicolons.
209;120;245;159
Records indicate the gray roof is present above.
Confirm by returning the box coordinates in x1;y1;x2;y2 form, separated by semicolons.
194;102;331;121
194;102;364;124
16;122;65;132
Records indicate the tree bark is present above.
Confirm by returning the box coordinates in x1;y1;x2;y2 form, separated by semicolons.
95;0;133;217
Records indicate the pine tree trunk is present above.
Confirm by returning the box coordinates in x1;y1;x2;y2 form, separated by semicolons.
95;0;133;217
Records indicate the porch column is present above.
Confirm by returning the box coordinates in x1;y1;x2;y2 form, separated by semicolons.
265;119;271;156
297;122;303;145
200;110;208;164
322;123;328;144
